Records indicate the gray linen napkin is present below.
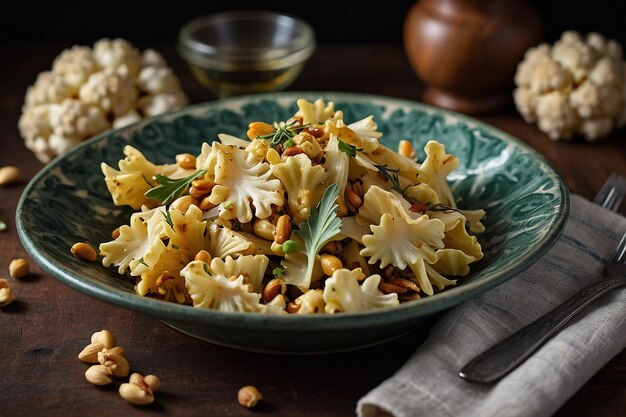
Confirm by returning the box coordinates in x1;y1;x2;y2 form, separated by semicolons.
358;195;626;417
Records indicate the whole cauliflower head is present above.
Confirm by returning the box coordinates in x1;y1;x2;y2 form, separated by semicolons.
18;38;188;163
514;31;626;141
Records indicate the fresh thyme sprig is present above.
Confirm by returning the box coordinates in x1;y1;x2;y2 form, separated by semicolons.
162;211;174;229
145;169;206;205
374;164;406;195
257;120;311;147
409;201;460;214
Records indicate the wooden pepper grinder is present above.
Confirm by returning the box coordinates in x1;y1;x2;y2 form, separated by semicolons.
404;0;543;114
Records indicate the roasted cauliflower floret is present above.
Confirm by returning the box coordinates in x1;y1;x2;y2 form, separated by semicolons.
514;30;626;141
18;38;188;162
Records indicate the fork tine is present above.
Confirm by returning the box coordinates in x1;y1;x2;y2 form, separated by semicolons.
595;173;626;209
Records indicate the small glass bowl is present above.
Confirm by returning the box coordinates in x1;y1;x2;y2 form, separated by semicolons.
178;11;316;97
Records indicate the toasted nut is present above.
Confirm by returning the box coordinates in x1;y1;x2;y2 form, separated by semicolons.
78;342;105;363
85;364;113;385
9;258;30;279
98;350;130;377
387;277;420;292
270;242;285;256
378;281;408;294
190;179;216;200
398;140;415;159
351;181;364;197
71;242;97;262
382;265;394;278
265;148;281;165
267;294;287;310
91;330;116;349
286;301;301;314
247;122;275;140
274;214;292;244
170;195;198;214
119;374;154;405
253;219;276;241
346;188;363;210
320;254;342;276
198;196;217;211
194;250;212;263
175;153;197;170
144;375;161;392
304;127;324;138
0;279;14;307
0;166;20;185
337;197;348;217
155;273;173;288
321;241;342;255
238;385;263;408
111;227;121;239
282;146;304;157
262;278;287;303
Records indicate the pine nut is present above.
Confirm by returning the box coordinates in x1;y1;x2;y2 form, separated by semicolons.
189;179;215;200
170;195;198;213
9;258;29;279
144;375;161;392
265;148;281;165
85;364;113;386
247;122;275;140
321;241;342;254
238;385;263;408
198;196;217;211
175;153;197;169
262;278;286;303
119;373;155;405
282;146;304;157
0;166;20;185
0;279;14;307
398;140;415;159
71;242;97;262
346;188;363;209
253;219;276;241
78;342;105;363
274;214;292;244
286;301;301;314
91;329;116;349
111;227;121;239
320;254;342;276
194;250;211;263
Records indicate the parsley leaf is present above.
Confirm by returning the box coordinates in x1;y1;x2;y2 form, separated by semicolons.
145;169;206;205
293;183;342;289
272;267;285;278
337;139;362;158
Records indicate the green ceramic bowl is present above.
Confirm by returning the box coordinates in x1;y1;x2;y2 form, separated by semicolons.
17;92;569;354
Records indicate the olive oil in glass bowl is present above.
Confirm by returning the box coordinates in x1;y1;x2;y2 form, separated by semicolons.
178;11;316;97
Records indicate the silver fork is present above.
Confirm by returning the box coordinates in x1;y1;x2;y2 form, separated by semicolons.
459;174;626;384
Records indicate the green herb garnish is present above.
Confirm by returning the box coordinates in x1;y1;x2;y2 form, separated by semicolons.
283;139;295;148
145;169;206;205
293;183;342;289
375;164;405;195
337;139;362;158
257;121;311;147
138;257;148;267
162;211;174;229
272;267;285;278
427;202;460;213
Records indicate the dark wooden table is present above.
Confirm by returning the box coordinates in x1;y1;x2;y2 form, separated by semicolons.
1;42;625;417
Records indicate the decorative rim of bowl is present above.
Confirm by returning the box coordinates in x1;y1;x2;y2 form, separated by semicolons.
17;91;570;330
177;10;316;72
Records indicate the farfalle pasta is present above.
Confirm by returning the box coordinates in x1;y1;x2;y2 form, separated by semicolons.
98;98;485;314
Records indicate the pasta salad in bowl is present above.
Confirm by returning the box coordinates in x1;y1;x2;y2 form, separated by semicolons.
17;93;568;353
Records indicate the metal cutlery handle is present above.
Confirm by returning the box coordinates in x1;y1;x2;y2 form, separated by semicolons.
459;277;626;383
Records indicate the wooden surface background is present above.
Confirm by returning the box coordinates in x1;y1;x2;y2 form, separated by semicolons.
0;42;625;417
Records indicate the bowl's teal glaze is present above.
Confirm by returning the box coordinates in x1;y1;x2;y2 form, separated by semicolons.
16;92;569;354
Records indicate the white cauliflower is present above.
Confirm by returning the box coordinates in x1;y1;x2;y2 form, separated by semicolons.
514;30;626;141
18;38;188;162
